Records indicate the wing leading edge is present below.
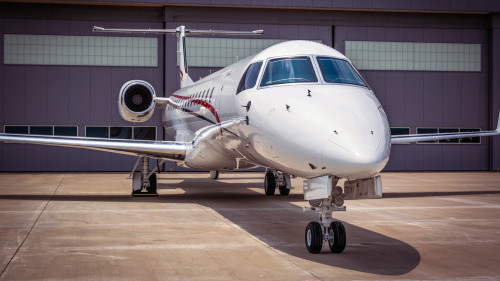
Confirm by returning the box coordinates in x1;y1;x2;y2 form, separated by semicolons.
391;112;500;144
0;134;187;160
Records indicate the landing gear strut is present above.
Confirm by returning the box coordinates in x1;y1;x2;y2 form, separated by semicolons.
263;169;291;196
303;176;346;253
131;156;163;197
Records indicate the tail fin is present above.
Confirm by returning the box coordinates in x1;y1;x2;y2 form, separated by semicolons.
497;110;500;132
176;26;194;88
93;26;263;89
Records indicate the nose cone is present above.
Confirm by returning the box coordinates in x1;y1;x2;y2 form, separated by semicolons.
251;83;390;179
317;85;391;178
321;126;390;179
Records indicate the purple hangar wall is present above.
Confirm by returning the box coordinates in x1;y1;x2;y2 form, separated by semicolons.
1;2;499;171
333;13;491;171
490;14;500;171
0;4;164;171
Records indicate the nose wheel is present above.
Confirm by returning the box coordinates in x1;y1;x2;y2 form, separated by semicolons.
305;222;323;253
305;221;346;253
328;221;346;253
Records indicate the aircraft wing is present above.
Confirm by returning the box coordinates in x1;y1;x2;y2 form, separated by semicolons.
391;112;500;144
0;134;187;160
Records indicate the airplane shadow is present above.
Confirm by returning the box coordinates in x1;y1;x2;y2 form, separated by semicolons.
156;178;421;275
0;176;422;276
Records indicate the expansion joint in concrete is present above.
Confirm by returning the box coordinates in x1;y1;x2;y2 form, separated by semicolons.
0;174;66;280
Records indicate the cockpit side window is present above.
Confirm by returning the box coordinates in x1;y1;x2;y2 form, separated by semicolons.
236;61;263;94
316;57;367;87
260;57;317;87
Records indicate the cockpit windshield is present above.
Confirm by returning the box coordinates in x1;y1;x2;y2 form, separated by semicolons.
316;57;367;87
260;57;317;87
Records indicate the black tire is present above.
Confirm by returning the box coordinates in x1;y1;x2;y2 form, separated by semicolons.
279;186;290;196
132;172;142;194
305;222;323;253
328;221;346;253
147;173;157;194
210;170;219;180
264;171;276;196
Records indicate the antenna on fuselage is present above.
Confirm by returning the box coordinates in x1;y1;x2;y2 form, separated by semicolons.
92;26;263;89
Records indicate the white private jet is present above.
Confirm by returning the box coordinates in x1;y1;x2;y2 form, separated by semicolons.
1;26;499;254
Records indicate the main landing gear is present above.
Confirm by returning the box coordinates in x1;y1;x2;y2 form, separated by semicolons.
263;169;291;196
130;156;164;197
209;170;219;180
303;176;346;253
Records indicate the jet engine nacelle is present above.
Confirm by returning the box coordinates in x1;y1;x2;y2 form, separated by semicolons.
119;80;157;123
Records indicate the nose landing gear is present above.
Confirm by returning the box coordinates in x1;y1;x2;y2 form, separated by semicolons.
304;200;346;253
303;176;346;253
263;169;291;196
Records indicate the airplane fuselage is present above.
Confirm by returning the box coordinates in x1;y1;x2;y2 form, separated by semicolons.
164;41;391;180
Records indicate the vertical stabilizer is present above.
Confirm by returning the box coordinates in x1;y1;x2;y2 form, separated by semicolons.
497;111;500;132
176;26;194;88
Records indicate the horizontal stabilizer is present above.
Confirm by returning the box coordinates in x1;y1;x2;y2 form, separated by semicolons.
93;26;263;36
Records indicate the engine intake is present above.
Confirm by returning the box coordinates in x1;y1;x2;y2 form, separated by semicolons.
119;80;156;123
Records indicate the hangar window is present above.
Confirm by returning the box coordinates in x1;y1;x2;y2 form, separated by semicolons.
390;127;410;136
86;127;109;138
4;126;29;134
134;127;156;140
260;57;317;87
29;126;53;136
416;128;439;144
4;34;158;67
438;128;459;143
459;128;480;143
316;57;366;87
390;127;411;145
345;41;480;72
416;127;481;144
4;125;78;136
110;127;132;139
183;38;322;68
85;126;156;140
237;61;263;94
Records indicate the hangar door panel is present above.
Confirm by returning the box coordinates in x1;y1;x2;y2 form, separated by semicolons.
334;25;489;171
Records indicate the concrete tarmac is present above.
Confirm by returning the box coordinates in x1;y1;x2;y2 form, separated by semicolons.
0;172;499;280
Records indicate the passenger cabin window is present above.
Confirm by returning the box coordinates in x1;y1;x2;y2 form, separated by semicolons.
237;61;263;94
260;57;317;87
316;57;367;87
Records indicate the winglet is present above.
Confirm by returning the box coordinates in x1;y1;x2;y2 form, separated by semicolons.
497;111;500;132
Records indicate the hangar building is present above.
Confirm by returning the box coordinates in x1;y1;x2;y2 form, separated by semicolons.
1;0;500;172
